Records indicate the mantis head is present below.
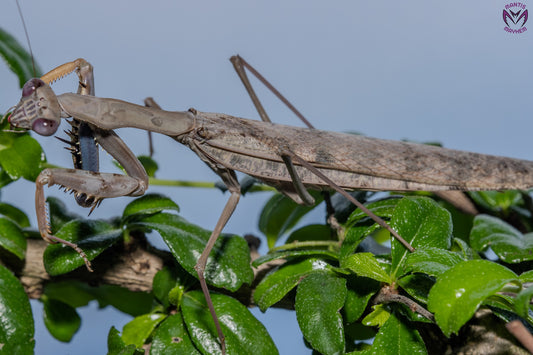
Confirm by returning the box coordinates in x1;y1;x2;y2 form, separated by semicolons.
8;78;61;136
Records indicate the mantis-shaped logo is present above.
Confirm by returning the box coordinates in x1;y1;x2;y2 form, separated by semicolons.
503;8;528;28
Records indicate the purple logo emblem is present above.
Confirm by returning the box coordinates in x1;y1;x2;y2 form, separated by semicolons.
503;3;528;33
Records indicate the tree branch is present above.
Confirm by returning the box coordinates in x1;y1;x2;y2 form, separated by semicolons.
5;235;286;309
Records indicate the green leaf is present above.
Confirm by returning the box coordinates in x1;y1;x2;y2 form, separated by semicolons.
397;273;435;304
122;313;166;348
0;217;26;260
0;134;45;181
468;191;522;213
519;270;533;283
390;197;452;279
340;224;380;262
150;313;200;354
428;260;518;336
182;291;278;355
90;285;154;317
514;286;533;318
44;219;122;275
0;264;34;353
259;191;322;249
342;252;390;283
345;198;399;226
286;224;333;243
0;27;42;87
47;197;81;232
153;267;179;308
254;258;334;311
122;194;179;222
138;156;158;178
0;202;30;227
403;248;465;277
107;326;143;355
451;238;478;260
44;281;95;308
128;212;253;291
295;272;346;355
252;249;339;267
362;304;391;327
343;276;380;323
470;214;533;263
363;312;427;355
42;297;81;342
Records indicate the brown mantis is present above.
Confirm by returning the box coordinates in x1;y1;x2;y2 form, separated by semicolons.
7;56;533;354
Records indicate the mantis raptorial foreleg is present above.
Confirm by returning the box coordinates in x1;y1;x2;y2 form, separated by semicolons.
19;59;149;270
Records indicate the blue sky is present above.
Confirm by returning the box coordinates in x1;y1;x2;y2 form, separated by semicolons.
1;1;532;353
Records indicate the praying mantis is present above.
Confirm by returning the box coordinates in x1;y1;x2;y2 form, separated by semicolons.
7;55;533;354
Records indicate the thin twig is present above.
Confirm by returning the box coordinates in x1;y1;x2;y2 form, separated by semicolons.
373;286;434;321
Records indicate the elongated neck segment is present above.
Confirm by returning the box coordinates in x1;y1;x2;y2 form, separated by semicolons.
57;93;195;136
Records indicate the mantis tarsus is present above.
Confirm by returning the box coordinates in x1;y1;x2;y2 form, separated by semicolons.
8;56;533;354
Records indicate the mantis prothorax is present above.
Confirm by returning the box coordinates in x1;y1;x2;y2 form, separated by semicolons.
8;57;533;354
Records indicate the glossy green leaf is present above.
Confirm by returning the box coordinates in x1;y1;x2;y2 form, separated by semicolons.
252;249;338;267
47;197;80;232
397;273;434;304
450;238;478;260
345;198;399;226
428;260;518;336
343;276;380;323
259;191;322;249
403;248;465;277
470;214;533;263
107;326;143;355
153;267;178;308
0;202;30;227
344;322;377;343
0;264;34;353
514;286;533;318
122;194;179;222
390;197;452;279
342;252;390;283
362;304;390;327
44;281;95;308
182;291;278;355
286;224;333;243
122;313;166;348
0;217;26;259
42;297;81;342
0;134;44;181
340;224;380;262
90;285;154;317
519;270;533;283
363;312;427;355
150;313;200;354
0;27;41;87
468;191;522;213
44;219;122;275
295;272;346;355
254;258;334;311
129;212;253;291
0;168;14;189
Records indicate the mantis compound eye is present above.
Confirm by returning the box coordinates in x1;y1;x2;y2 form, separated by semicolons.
22;78;46;97
32;118;59;136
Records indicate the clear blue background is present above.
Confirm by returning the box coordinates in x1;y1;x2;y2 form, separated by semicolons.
1;1;532;353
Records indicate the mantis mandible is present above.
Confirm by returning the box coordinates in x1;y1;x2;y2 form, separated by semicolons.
8;56;533;354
